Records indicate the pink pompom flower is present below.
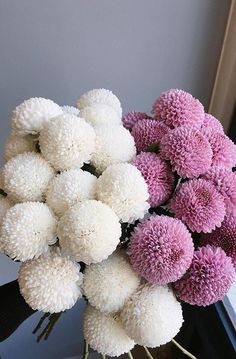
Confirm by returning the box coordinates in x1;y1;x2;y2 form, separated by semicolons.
202;113;224;133
129;215;194;285
131;119;169;152
122;111;151;130
174;245;235;306
132;152;175;207
152;89;204;128
160;126;212;178
170;178;226;233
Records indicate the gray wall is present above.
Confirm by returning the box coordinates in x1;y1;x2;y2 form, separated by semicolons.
0;0;230;358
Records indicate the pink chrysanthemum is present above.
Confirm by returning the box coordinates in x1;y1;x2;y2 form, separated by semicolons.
152;89;204;128
132;152;175;207
122;112;151;130
170;179;226;233
202;128;236;168
129;216;194;285
202;166;236;215
202;113;224;133
160;126;212;178
131;119;169;153
201;214;236;269
174;245;235;306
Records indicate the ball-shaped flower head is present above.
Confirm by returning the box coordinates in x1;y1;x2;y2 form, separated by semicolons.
18;248;83;313
201;214;236;269
84;305;135;357
80;103;121;127
201;128;236;168
202;166;236;215
174;245;235;306
95;163;149;222
131;119;170;153
129;216;194;284
202;113;224;133
132;152;175;207
61;105;80;116
4;134;36;162
170;179;226;233
0;195;12;227
11;97;63;136
83;251;141;313
58;200;121;264
160;126;213;178
46;168;97;217
76;88;122;117
120;284;183;347
152;89;204;128
0;202;57;261
122;111;151;130
39;114;95;171
91;125;136;173
2;152;55;203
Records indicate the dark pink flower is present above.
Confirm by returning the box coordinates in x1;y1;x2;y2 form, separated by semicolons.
152;89;204;128
202;113;224;133
132;152;175;207
131;119;169;152
129;215;194;285
160;126;212;178
174;245;235;306
170;178;226;233
122;111;151;130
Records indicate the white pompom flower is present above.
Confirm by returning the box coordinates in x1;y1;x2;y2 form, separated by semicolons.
58;200;121;264
0;202;57;261
80;103;121;127
46;168;97;217
4;134;36;162
91;125;136;173
96;163;149;222
84;305;135;357
11;97;62;136
120;284;183;347
83;251;140;313
18;248;83;313
76;89;122;117
61;105;80;116
39;114;95;171
2;152;55;203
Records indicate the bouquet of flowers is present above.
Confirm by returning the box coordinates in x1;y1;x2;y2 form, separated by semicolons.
0;88;236;359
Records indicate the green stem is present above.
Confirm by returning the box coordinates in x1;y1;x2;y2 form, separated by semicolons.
35;313;62;342
101;355;106;359
127;351;134;359
143;346;154;359
83;340;89;359
32;312;50;334
172;339;197;359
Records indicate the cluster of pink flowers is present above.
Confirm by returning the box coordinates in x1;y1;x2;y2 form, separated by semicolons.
124;88;236;306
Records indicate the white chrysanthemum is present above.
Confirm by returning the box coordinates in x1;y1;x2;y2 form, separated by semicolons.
61;105;80;116
120;284;183;347
83;251;140;313
96;163;149;222
0;195;12;227
58;200;121;264
91;125;136;173
46;168;97;217
39;114;95;171
2;152;55;203
76;89;122;117
18;248;83;313
84;305;135;357
80;104;121;127
11;97;62;136
0;202;57;261
4;134;36;162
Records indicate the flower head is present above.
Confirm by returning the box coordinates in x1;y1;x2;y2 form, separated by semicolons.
152;89;204;127
170;179;225;233
95;163;149;222
202;113;224;133
160;126;212;178
122;111;151;130
174;245;235;306
120;284;183;347
80;103;121;127
132;152;175;207
61;105;80;116
4;134;36;162
18;248;83;313
11;97;62;136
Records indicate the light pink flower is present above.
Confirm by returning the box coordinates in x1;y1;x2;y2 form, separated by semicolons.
122;112;151;130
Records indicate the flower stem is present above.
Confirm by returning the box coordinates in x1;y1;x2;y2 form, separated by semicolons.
83;340;89;359
127;351;134;359
172;339;197;359
101;355;106;359
32;312;50;334
143;346;154;359
33;312;62;342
